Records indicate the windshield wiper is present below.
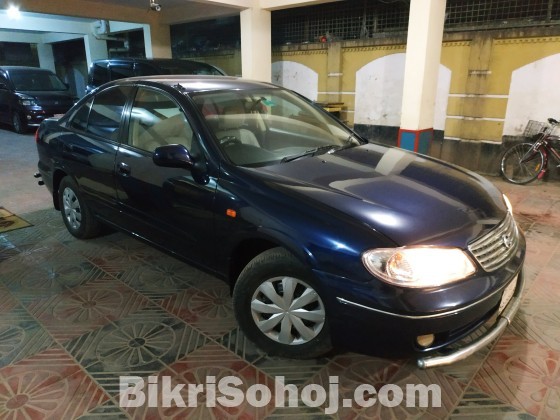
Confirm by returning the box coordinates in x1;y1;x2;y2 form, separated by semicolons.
280;145;341;163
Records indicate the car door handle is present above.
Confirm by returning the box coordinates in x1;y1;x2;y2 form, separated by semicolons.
117;162;131;176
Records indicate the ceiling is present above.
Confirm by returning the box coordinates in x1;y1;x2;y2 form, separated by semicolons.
0;0;244;47
0;0;332;59
90;0;199;9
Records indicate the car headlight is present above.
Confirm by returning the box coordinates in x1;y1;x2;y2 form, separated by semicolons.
362;246;476;288
19;98;38;107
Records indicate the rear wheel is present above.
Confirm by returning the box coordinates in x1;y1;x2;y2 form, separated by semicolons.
500;142;544;184
12;112;26;134
233;247;332;358
58;176;100;239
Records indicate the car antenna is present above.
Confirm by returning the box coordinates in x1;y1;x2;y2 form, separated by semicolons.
173;83;186;93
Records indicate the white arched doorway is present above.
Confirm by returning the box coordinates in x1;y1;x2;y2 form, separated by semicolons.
354;53;451;130
271;61;319;101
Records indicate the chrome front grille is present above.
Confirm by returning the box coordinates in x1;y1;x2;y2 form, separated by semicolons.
468;212;519;272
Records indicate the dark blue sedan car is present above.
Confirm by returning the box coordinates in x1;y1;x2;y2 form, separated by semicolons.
35;76;525;368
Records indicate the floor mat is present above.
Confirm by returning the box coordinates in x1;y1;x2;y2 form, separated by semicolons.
0;207;32;233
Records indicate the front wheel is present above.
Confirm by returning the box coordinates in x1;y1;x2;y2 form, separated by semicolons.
500;142;544;184
12;112;26;134
233;247;332;358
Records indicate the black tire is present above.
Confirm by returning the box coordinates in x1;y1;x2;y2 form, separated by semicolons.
232;247;332;358
58;176;100;239
500;142;544;184
12;112;26;134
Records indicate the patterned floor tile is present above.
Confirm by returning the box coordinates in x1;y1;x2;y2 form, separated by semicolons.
79;399;129;418
0;236;19;265
0;283;17;313
450;386;536;419
473;335;560;418
523;267;560;305
510;303;560;352
0;303;55;367
3;261;108;304
162;286;238;338
124;343;276;419
116;260;199;303
0;346;109;419
296;355;406;417
361;361;466;419
255;355;332;387
64;305;208;396
93;237;165;268
26;275;151;343
218;327;267;363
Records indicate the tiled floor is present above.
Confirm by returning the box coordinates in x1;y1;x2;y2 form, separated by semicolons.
1;129;560;419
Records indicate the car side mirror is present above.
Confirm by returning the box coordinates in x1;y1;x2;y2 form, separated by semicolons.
153;144;194;169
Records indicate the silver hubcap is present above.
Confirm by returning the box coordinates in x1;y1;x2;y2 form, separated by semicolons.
62;187;81;230
250;276;325;345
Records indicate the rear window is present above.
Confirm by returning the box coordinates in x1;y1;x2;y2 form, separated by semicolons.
66;85;132;141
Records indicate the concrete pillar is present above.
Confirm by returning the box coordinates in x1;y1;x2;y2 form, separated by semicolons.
83;33;108;67
326;42;342;104
459;33;493;140
398;0;446;154
144;23;172;59
240;5;271;82
36;43;56;72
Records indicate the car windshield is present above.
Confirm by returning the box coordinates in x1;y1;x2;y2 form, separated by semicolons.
191;88;362;167
11;71;68;91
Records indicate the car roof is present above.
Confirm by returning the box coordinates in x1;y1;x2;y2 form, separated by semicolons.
93;58;211;64
109;75;279;94
0;66;54;73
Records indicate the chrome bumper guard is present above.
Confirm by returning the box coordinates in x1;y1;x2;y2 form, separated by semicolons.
417;270;524;369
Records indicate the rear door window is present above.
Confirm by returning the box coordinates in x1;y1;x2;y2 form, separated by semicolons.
66;85;132;141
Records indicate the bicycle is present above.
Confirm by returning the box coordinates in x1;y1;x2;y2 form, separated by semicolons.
500;117;560;184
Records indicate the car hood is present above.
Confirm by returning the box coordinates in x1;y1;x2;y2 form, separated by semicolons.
255;143;507;247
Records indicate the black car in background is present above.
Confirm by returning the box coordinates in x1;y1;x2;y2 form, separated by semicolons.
85;58;226;94
0;66;76;134
35;75;525;368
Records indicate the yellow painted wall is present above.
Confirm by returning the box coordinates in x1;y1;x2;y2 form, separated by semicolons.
188;51;242;77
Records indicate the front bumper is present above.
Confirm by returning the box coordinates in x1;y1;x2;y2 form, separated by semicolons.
318;259;523;366
416;269;523;368
23;108;67;126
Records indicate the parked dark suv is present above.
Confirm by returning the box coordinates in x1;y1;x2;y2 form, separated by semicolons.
0;66;76;133
85;58;225;94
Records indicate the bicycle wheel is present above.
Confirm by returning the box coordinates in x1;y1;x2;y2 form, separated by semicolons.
500;142;544;184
